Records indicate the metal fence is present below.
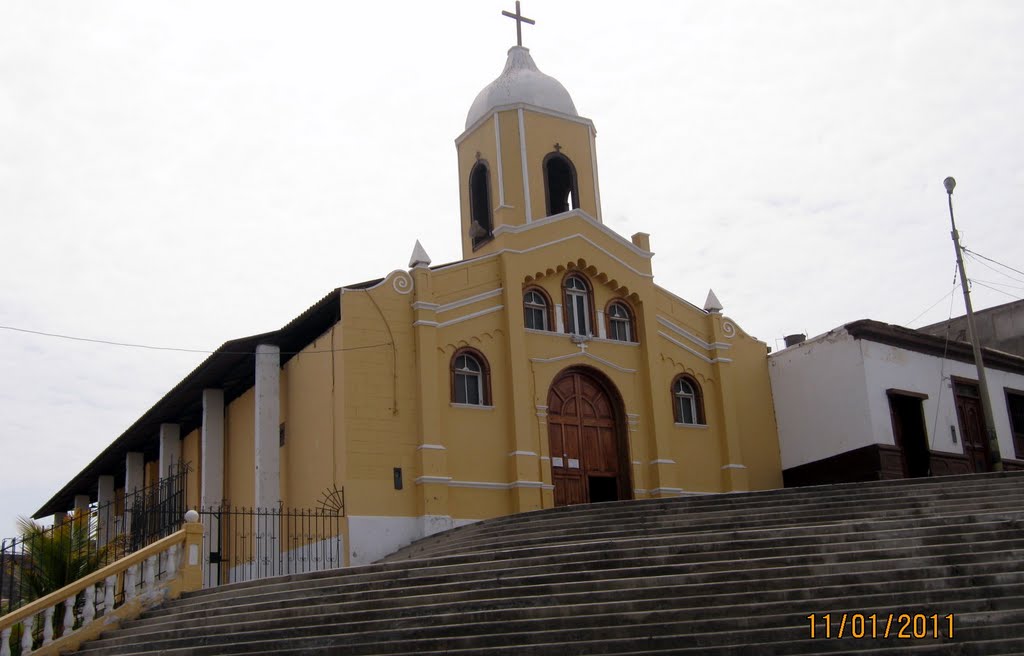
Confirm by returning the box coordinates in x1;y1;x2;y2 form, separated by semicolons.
199;503;345;588
0;465;188;616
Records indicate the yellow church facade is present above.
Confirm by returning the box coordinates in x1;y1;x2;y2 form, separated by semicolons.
36;41;782;568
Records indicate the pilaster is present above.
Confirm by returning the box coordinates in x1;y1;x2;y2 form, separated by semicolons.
201;388;225;508
158;423;181;479
410;264;450;523
255;344;281;509
708;313;749;492
97;475;115;546
500;253;543;513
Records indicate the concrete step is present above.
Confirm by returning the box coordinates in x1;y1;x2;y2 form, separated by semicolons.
69;472;1024;655
78;577;1024;654
162;512;1021;607
80;604;1024;655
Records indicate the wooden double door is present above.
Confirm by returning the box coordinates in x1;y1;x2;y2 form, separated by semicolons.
547;370;630;506
954;380;992;473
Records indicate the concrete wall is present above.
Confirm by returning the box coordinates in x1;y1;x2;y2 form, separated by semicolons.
920;300;1024;358
768;330;873;470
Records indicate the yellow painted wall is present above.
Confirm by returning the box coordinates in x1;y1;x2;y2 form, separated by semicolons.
225;388;255;508
182;428;201;509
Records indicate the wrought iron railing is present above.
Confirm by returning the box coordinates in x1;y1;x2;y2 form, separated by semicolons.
198;503;344;588
0;464;189;618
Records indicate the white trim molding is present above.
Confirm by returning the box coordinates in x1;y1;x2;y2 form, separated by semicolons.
446;479;554;491
508;451;539;457
721;463;748;470
450;403;496;410
435;288;504;314
649;459;676;465
491;209;653;260
416;444;447;451
494;112;506;207
674;422;709;429
658;331;733;364
414;476;454;485
657;316;731;351
517;108;532;223
414;305;504;328
530;350;637;374
651;487;686;496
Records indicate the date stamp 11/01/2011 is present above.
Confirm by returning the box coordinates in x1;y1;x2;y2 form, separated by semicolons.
807;613;955;640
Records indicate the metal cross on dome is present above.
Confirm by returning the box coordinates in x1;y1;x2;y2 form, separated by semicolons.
502;1;535;47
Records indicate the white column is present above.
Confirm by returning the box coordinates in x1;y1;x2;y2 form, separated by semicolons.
597;310;607;339
158;423;181;479
97;475;115;546
73;494;90;515
201;388;225;588
255;344;281;509
555;304;565;333
124;451;145;534
201;389;225;508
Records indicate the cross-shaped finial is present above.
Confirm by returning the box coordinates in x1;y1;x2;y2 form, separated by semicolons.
502;1;535;47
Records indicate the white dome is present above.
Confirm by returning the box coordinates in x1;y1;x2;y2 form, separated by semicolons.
465;46;578;129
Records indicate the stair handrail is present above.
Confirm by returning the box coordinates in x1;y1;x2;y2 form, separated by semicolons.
0;514;203;656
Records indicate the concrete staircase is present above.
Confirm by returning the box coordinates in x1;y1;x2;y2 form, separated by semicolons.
75;472;1024;654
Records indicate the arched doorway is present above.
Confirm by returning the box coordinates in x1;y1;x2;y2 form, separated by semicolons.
547;368;632;506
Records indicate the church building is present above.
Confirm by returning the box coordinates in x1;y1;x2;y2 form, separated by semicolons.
35;7;783;568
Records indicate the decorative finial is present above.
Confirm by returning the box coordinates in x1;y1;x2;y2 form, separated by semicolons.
502;1;535;47
408;240;432;268
704;289;723;314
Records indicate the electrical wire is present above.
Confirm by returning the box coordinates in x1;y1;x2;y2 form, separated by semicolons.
0;324;389;356
964;251;1024;285
972;279;1024;293
970;280;1023;301
962;247;1024;279
905;279;960;327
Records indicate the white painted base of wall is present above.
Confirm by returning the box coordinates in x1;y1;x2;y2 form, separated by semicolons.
222;534;345;586
348;515;479;566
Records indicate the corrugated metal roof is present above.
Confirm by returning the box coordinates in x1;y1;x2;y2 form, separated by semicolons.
34;288;341;518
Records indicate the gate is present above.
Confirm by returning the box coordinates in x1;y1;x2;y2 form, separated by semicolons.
198;502;344;588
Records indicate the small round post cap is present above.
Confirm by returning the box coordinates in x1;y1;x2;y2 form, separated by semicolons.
943;176;956;194
184;509;200;523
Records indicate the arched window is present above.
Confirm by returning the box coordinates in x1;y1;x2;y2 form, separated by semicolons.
672;376;705;425
544;152;579;216
563;274;592;337
523;287;551;331
606;301;634;342
469;162;492;247
452;349;490;406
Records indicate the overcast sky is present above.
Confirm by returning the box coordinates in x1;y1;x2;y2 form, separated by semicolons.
1;1;1022;537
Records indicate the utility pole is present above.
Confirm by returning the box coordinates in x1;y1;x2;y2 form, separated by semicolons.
944;176;1002;472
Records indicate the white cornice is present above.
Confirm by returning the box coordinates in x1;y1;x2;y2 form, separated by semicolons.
413;288;503;315
657;316;731;351
657;331;733;364
530;350;637;374
457;102;596;145
491;209;653;260
414;305;504;328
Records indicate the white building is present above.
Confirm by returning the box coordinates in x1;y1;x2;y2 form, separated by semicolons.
769;320;1024;486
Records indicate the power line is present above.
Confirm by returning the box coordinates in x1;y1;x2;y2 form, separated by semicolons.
905;281;960;327
970;280;1022;301
0;325;390;356
973;278;1024;293
964;251;1024;285
962;247;1024;279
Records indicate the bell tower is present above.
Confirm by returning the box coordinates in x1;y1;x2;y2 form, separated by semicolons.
456;3;603;259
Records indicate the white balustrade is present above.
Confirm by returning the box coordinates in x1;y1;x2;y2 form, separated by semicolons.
104;575;116;616
143;555;156;593
0;627;10;656
166;544;178;578
125;563;138;600
62;597;74;636
19;618;30;654
82;585;96;624
42;606;54;645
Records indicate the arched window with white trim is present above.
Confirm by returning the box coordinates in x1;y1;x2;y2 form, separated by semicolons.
606;301;634;342
452;349;490;406
563;274;592;337
672;375;705;425
524;288;550;331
